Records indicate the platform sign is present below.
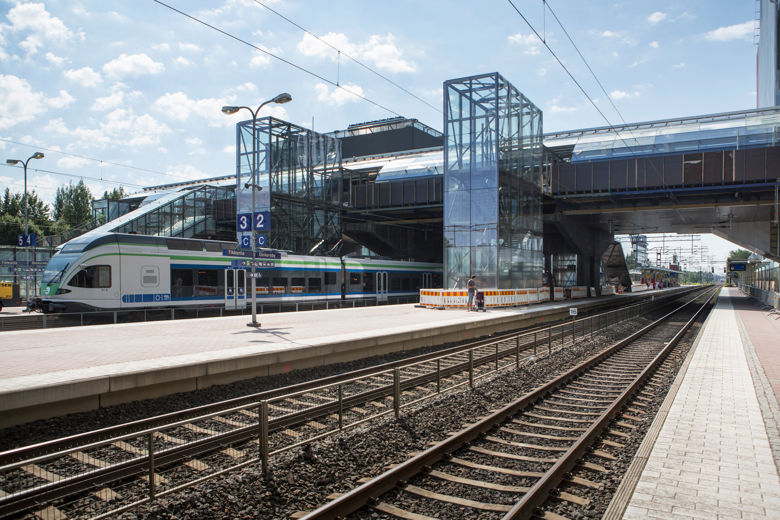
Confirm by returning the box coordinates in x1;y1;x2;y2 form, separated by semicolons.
237;232;268;250
569;307;578;316
17;233;36;247
236;211;270;232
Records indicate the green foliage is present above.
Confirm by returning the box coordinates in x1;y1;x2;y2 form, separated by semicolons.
624;252;637;270
54;180;93;226
728;249;752;260
0;188;50;224
102;186;126;200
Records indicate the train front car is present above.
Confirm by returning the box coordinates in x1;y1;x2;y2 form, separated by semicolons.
37;233;122;313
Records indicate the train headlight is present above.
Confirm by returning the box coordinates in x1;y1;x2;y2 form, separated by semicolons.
55;288;71;295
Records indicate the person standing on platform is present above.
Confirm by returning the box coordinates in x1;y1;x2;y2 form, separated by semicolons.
467;275;477;311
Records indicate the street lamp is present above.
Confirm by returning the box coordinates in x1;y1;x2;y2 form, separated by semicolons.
6;152;45;305
222;93;292;328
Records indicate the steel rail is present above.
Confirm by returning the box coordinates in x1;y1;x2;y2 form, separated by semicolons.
3;290;692;464
0;287;704;518
297;287;716;519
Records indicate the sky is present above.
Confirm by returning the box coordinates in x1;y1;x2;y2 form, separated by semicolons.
0;0;763;265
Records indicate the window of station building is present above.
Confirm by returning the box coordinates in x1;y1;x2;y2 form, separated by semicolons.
308;277;322;293
324;272;337;286
68;265;111;288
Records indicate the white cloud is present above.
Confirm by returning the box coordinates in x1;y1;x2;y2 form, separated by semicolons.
57;156;91;169
102;109;170;147
45;52;66;66
297;32;415;73
648;12;667;24
152;43;170;52
64;66;102;87
0;75;47;129
650;41;659;49
166;164;210;181
599;30;619;38
7;2;73;56
315;82;364;106
90;84;134;112
174;56;192;66
223;144;235;154
185;137;203;146
250;50;272;68
178;42;202;52
47;90;74;109
705;21;755;42
629;58;647;68
537;67;547;77
152;91;290;127
508;33;540;55
103;53;165;79
610;89;640;100
548;103;577;113
673;62;685;69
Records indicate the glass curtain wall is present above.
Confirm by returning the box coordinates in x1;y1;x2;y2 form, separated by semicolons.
443;72;543;289
236;117;343;254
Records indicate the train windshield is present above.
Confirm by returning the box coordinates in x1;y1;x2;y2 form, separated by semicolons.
42;254;79;284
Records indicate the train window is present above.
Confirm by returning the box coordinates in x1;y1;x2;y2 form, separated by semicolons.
68;265;111;288
172;269;193;298
402;277;411;291
272;277;288;287
141;266;159;287
349;273;361;286
363;273;375;291
324;272;337;285
308;277;321;293
390;277;401;291
194;269;219;296
291;277;305;287
203;242;223;252
166;239;202;251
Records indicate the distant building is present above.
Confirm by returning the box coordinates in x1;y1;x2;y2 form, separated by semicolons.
758;0;780;107
631;235;649;266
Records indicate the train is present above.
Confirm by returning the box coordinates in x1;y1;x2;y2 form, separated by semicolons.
33;232;442;313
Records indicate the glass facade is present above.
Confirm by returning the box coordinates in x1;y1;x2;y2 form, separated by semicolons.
443;72;543;289
235;117;343;254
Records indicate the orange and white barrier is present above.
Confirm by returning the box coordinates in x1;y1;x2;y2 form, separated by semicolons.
570;286;587;299
271;286;285;294
290;286;304;294
419;289;444;308
601;285;616;296
553;287;565;301
442;290;468;308
256;286;269;295
515;288;531;305
537;287;551;302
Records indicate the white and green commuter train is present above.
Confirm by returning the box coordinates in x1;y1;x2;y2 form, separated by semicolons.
35;232;442;313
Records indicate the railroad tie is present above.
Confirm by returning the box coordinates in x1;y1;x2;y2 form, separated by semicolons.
449;456;544;478
403;484;513;512
428;469;529;493
69;451;110;468
184;459;210;472
33;505;66;520
485;435;569;452
221;447;244;458
21;464;61;483
91;487;119;502
469;445;556;464
373;502;438;520
557;490;590;506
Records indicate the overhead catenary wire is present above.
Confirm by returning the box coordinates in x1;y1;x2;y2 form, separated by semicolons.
151;0;404;119
504;0;642;157
2;163;147;189
250;0;442;115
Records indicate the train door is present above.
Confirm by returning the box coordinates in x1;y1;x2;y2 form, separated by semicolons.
375;271;388;302
224;268;246;310
422;272;433;289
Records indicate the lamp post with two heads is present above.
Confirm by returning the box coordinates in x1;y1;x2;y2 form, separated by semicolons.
222;93;292;327
6;152;44;304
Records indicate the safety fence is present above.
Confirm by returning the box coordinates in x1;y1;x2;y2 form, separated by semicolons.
419;286;591;309
738;284;780;310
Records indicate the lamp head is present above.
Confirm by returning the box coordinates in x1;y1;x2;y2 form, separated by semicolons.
271;92;292;104
221;106;240;115
6;159;20;165
244;183;263;191
31;152;44;160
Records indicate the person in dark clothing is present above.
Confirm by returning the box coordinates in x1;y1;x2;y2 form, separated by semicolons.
467;275;477;311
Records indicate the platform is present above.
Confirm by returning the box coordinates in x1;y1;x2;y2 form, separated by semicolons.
0;288;689;428
608;287;780;519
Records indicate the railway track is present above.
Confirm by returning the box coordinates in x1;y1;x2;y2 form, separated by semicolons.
0;287;705;519
297;287;716;520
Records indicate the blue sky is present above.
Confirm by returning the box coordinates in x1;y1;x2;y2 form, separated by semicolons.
0;0;760;263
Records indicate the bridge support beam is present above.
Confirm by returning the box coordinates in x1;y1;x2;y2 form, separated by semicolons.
544;214;614;294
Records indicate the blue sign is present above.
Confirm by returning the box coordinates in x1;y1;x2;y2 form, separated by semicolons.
255;233;266;248
17;233;36;247
237;212;270;232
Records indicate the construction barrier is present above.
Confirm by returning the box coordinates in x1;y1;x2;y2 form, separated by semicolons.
601;285;616;296
419;289;443;308
271;286;285;294
553;287;565;301
442;290;468;308
631;284;649;293
515;288;531;305
538;287;551;302
290;286;304;294
570;286;588;299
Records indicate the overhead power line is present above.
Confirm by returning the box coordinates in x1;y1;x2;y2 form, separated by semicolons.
251;0;441;115
2;163;147;189
151;0;404;118
504;0;642;159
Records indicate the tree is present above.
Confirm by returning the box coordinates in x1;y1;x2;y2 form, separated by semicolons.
54;180;93;226
102;186;126;200
0;188;50;225
728;249;752;260
624;252;637;270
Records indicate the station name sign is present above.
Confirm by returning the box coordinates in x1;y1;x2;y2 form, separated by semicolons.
222;249;281;260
